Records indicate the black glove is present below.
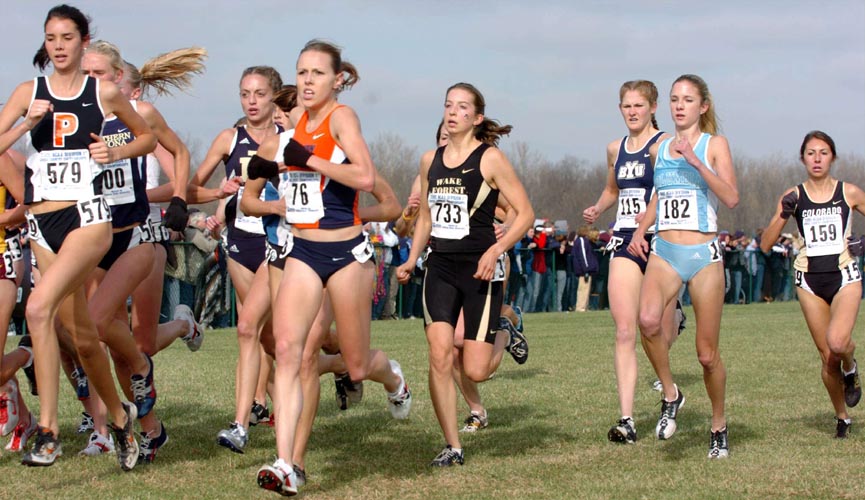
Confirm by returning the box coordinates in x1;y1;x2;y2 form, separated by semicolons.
780;191;798;219
247;155;278;180
283;138;312;168
848;236;865;258
163;197;188;232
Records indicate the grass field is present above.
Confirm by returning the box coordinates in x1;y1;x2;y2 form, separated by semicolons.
2;301;865;499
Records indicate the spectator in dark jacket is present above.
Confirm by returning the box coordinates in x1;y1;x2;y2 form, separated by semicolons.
572;225;599;312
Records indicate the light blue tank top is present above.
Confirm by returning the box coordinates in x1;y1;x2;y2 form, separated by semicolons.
653;133;717;233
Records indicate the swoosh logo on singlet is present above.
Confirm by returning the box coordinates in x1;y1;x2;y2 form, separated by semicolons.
644;153;651;157
82;102;94;107
461;168;475;174
239;138;250;145
833;200;842;205
313;133;325;140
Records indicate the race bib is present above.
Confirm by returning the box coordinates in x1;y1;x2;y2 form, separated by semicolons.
2;251;16;279
101;158;135;206
5;236;23;262
803;213;844;257
31;149;95;201
76;196;112;227
284;171;324;224
233;185;266;235
429;192;469;240
657;189;698;231
616;188;646;229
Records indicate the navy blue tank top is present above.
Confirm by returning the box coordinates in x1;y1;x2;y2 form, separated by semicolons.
224;125;281;240
100;102;149;228
612;131;663;232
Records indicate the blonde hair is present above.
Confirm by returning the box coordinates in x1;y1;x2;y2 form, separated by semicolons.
673;74;719;135
619;80;659;130
127;47;208;96
85;40;125;74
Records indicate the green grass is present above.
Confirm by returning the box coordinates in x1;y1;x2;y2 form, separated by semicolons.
3;301;865;499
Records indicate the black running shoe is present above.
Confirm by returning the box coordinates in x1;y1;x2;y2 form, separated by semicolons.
656;386;685;440
18;336;37;396
501;316;528;365
334;373;363;411
836;417;852;439
707;427;729;459
249;401;270;426
110;402;139;471
608;417;637;444
430;445;464;467
130;355;157;418
138;422;169;463
843;361;861;407
334;374;349;411
21;426;62;466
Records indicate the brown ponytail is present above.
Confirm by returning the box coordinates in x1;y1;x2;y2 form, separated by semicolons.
446;82;512;147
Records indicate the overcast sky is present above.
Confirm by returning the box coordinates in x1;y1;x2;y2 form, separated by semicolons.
4;1;864;166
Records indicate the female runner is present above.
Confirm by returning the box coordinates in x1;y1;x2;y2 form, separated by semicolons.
0;5;155;469
396;82;534;466
760;130;863;438
81;40;201;462
628;74;738;459
582;80;682;443
254;40;410;496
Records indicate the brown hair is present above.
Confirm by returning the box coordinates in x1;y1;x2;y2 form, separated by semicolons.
799;130;836;160
673;74;719;135
446;82;513;147
272;85;298;112
240;66;283;94
33;4;92;70
620;80;659;130
299;39;360;92
127;47;207;96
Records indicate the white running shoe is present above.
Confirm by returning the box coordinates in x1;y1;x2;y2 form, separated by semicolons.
0;379;20;436
656;385;685;440
79;431;116;456
386;360;412;420
5;413;36;452
257;458;298;496
174;304;203;352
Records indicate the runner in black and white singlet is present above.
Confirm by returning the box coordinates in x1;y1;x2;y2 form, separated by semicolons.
628;75;738;459
396;83;534;468
0;5;155;469
582;80;684;445
760;130;865;439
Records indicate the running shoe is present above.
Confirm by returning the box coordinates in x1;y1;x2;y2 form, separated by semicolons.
836;417;852;439
430;445;464;467
334;372;364;410
0;379;19;436
18;336;37;396
675;300;687;335
22;426;62;466
175;304;203;352
656;385;685;440
5;413;36;452
79;431;115;456
502;316;528;365
72;366;90;400
110;401;139;471
460;411;489;433
386;360;412;420
257;458;298;496
843;360;861;407
512;305;524;333
130;354;157;417
707;427;729;459
651;379;664;392
217;422;248;454
608;417;637;444
293;464;307;487
334;373;349;410
249;401;270;426
77;412;95;434
139;422;169;463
